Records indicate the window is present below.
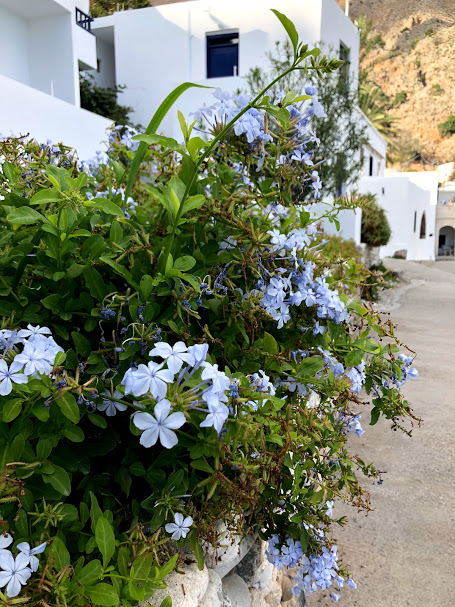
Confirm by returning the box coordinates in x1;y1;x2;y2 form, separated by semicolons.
413;211;417;233
207;32;239;79
339;42;350;90
419;212;426;239
369;156;373;176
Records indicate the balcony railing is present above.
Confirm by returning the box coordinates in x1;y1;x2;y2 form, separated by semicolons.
75;8;94;34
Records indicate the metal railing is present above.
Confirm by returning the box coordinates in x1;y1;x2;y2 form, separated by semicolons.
75;8;94;34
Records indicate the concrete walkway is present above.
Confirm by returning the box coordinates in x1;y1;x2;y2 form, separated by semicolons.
309;259;455;607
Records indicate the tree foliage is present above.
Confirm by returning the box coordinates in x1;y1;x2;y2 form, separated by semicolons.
80;73;134;126
361;194;392;247
245;40;368;199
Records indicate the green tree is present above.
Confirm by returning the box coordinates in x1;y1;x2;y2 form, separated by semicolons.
80;73;134;126
245;40;368;199
89;0;149;17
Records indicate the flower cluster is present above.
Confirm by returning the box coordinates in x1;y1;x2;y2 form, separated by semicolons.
292;546;356;601
0;325;63;395
118;341;275;447
0;534;46;598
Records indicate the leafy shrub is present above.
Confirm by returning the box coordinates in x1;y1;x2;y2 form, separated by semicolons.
0;12;418;606
80;73;134;126
430;83;443;96
438;115;455;138
393;91;407;106
424;28;435;36
361;196;392;247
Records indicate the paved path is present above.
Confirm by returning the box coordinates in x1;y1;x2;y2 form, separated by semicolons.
308;259;455;607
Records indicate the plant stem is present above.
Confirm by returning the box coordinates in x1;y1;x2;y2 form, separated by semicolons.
161;65;298;272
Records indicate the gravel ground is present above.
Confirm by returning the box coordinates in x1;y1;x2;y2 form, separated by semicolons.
308;258;455;607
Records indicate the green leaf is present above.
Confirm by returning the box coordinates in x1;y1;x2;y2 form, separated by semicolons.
76;559;102;585
174;256;196;272
133;133;183;152
370;407;380;426
186;137;206;160
86;198;124;217
271;9;299;55
296;356;325;377
36;438;52;460
6;207;47;225
195;542;204;571
44;465;71;496
86;583;119;607
190;459;214;474
88;413;108;429
83;267;108;301
90;492;103;533
160;554;178;578
95;516;115;568
99;256;140;290
50;536;70;571
55;392;80;424
345;350;364;367
71;331;91;358
140;275;154;301
159;598;172;607
124;82;212;202
299;528;309;552
30;189;62;205
62;425;85;442
110;221;123;244
3;399;22;422
263;332;278;354
181;194;206;215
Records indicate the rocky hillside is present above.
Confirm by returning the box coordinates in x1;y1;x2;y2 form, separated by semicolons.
338;0;455;164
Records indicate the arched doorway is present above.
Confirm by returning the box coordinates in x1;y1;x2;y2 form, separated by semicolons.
438;226;455;256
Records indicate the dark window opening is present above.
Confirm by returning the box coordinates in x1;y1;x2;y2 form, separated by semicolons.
207;32;239;79
339;41;350;90
420;212;426;238
369;156;373;176
96;59;101;73
413;210;417;232
335;182;344;198
439;234;446;248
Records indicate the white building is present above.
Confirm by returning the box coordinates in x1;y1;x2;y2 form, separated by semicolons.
0;0;111;158
91;0;386;241
357;171;439;261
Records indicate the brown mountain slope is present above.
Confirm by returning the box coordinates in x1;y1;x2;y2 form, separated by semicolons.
338;0;455;163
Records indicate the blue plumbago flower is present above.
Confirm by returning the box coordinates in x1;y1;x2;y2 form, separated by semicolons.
200;398;229;434
122;361;174;399
347;578;357;589
165;512;193;541
97;390;127;417
187;343;209;370
201;362;230;394
325;500;334;518
0;360;28;396
149;341;195;374
133;399;186;449
266;535;303;570
0;534;13;553
330;593;341;602
291;545;341;597
339;412;364;437
344;362;366;393
17;324;52;340
16;542;46;573
11;332;63;377
0;551;32;598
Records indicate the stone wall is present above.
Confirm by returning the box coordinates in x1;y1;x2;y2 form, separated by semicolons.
146;535;306;607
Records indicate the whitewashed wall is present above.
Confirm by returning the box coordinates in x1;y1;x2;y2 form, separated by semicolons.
0;74;111;159
357;172;438;261
92;0;359;134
